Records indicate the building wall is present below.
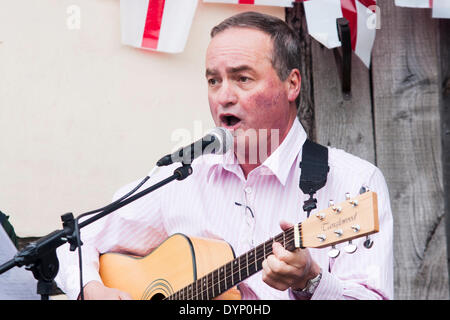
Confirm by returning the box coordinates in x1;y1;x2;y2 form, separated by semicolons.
286;3;449;299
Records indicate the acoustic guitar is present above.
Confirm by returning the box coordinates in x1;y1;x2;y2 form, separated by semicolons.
99;189;379;300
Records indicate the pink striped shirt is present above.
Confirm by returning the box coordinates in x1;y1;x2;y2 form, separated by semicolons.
55;119;393;300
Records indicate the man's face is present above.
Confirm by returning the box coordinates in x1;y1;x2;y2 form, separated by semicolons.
205;27;297;162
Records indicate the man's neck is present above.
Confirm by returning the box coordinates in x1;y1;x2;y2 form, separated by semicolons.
237;116;297;179
240;163;259;180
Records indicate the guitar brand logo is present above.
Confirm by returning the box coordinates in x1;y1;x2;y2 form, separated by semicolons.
321;212;358;232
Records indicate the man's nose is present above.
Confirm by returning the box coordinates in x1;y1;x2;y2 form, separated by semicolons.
217;80;238;107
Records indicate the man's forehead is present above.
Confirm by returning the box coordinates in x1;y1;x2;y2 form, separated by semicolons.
207;27;273;53
205;27;273;70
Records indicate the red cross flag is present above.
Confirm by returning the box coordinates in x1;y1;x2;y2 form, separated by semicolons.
120;0;198;53
302;0;377;68
395;0;450;18
203;0;296;7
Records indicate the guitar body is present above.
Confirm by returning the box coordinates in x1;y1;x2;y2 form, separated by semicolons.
99;233;241;300
99;191;379;300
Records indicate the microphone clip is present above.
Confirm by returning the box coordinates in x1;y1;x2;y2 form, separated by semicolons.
174;163;193;181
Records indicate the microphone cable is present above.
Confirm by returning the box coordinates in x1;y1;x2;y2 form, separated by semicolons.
73;166;159;300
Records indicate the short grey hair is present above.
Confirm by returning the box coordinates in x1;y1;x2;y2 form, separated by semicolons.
210;11;300;81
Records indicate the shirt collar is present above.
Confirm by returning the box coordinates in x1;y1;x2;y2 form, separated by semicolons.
262;118;307;185
206;118;307;186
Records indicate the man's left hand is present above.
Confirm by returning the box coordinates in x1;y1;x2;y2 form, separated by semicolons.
261;221;321;291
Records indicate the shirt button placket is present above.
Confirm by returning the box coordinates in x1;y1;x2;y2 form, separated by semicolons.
243;185;255;248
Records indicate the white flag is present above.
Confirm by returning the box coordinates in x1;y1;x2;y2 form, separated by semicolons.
120;0;198;53
303;0;377;68
432;0;450;18
394;0;431;8
395;0;450;18
203;0;295;7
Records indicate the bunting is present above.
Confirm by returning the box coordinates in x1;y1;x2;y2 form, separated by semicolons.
120;0;198;53
203;0;296;7
395;0;450;18
302;0;377;68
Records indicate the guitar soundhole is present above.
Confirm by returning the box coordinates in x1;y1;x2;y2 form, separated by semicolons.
141;279;173;300
150;293;166;300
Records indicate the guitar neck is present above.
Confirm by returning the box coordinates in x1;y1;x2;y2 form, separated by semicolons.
166;225;300;300
165;190;379;300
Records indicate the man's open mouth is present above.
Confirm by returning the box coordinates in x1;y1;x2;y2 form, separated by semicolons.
220;114;241;128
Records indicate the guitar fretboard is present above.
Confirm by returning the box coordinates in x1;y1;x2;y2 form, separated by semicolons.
165;224;302;300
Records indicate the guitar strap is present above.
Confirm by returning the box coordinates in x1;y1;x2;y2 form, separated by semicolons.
299;139;330;218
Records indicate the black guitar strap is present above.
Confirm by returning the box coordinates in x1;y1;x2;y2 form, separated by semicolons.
299;139;330;218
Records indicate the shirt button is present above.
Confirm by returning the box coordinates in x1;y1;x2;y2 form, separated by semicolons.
244;186;252;194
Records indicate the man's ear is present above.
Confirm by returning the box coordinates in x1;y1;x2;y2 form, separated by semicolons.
286;69;301;102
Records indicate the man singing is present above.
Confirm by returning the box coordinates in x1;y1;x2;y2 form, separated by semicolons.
55;11;393;300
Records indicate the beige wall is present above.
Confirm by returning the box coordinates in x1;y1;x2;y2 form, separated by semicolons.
0;1;283;236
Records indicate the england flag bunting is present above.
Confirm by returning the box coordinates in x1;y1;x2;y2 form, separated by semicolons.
203;0;297;7
204;0;377;68
395;0;450;18
119;0;447;57
302;0;377;68
120;0;198;53
395;0;432;8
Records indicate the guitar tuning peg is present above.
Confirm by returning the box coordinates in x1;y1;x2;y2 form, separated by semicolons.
330;204;342;214
327;245;340;258
315;212;326;220
344;240;357;254
364;236;374;249
328;200;335;207
345;192;351;200
359;185;370;194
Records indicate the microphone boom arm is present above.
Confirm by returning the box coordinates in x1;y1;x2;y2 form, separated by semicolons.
0;163;193;299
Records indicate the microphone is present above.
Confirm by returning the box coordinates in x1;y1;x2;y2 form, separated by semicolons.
156;127;233;167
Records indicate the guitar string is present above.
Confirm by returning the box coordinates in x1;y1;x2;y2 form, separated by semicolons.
168;234;296;300
166;230;299;300
165;195;368;299
169;221;312;300
171;222;362;300
171;231;297;300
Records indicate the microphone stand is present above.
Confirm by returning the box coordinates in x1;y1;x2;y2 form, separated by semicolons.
0;163;193;300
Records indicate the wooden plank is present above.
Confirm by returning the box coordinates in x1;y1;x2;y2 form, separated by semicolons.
285;4;375;164
285;5;315;139
439;19;450;289
310;32;375;164
311;43;375;164
371;3;448;299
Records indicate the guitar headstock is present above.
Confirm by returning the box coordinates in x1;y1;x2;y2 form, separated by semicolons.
301;190;379;250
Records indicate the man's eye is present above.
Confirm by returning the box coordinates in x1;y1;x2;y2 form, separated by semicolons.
239;76;250;83
208;78;218;86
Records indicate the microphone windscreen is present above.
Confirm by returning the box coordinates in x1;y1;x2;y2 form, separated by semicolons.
209;127;233;155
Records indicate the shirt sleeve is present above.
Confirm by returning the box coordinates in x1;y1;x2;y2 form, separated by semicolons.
290;167;394;300
54;174;169;300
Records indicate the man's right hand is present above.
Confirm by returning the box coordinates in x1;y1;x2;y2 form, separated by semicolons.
82;281;133;300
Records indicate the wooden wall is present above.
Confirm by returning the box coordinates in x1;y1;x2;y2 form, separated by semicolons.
286;2;449;300
441;16;450;294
